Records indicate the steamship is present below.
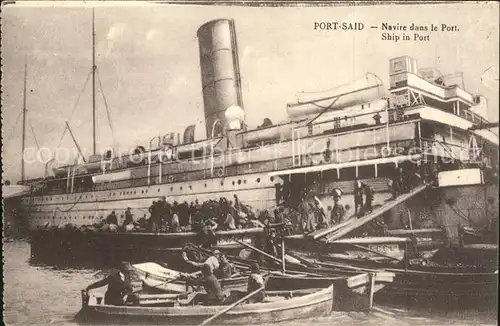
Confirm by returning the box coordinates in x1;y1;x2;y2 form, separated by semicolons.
14;19;498;263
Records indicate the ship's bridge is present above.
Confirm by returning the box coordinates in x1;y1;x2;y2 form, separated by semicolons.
387;56;498;147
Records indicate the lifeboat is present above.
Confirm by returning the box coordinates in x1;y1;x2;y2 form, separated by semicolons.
287;73;386;119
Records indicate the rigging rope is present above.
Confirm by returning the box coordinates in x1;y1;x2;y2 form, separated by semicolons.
4;111;23;144
53;68;93;152
96;67;119;151
28;121;42;153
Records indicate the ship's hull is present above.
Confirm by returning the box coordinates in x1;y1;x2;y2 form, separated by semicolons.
22;171;278;230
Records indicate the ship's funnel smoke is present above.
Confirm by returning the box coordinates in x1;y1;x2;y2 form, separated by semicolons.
197;19;244;138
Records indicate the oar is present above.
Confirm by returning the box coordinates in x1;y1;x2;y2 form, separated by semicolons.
235;240;282;265
198;286;265;326
150;270;202;290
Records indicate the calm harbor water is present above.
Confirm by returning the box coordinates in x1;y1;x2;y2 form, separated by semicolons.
2;240;497;326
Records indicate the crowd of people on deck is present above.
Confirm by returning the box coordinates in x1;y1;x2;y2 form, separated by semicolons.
95;194;263;234
92;163;432;239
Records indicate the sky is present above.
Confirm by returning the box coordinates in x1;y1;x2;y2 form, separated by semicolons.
2;1;499;182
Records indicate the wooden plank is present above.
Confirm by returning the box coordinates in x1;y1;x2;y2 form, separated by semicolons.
386;228;443;235
331;236;411;244
308;217;356;240
368;272;375;310
323;184;429;242
351;244;402;262
346;273;369;288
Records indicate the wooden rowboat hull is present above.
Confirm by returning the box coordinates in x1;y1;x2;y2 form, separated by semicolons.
78;285;334;325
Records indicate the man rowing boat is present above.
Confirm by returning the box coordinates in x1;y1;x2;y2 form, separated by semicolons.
84;261;142;306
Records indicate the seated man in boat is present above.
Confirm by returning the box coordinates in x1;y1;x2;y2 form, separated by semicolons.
183;249;221;275
188;264;227;306
247;263;265;303
218;254;235;279
85;261;142;306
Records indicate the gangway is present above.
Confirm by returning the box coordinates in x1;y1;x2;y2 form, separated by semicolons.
319;183;429;243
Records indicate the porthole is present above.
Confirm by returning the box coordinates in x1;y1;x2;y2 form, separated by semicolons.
180;186;183;191
189;185;192;190
232;181;235;186
220;181;224;186
170;187;174;191
238;180;242;185
158;189;160;192
244;180;247;184
204;183;207;188
257;178;261;183
141;190;144;194
270;176;275;182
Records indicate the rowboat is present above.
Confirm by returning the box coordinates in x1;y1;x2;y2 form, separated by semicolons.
78;285;335;324
288;248;498;306
133;258;395;298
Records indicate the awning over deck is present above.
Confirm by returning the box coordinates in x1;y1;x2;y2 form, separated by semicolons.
268;154;422;177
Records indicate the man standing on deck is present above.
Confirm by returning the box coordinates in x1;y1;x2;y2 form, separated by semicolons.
353;180;364;217
391;166;403;199
300;192;316;232
362;182;374;214
313;196;328;228
170;208;181;233
148;201;158;232
122;207;135;231
331;194;346;224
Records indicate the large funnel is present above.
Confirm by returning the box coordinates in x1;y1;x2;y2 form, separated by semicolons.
197;19;244;138
287;73;386;120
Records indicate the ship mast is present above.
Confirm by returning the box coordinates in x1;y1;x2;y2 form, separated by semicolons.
92;8;97;156
21;58;28;182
